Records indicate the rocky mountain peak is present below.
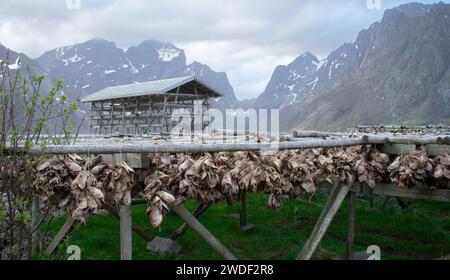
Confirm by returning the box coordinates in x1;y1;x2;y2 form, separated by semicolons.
35;39;239;109
258;2;450;131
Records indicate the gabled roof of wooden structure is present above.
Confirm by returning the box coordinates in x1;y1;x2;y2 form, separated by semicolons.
80;76;222;103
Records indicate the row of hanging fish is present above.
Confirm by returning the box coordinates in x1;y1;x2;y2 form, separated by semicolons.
33;148;449;227
34;154;134;224
142;148;449;227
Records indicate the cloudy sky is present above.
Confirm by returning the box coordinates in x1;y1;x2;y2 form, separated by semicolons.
0;0;446;99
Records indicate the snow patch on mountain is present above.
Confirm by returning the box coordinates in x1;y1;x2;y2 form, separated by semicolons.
8;56;20;70
157;46;180;62
104;69;116;75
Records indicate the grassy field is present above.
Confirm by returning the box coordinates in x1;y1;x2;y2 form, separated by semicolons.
36;192;450;260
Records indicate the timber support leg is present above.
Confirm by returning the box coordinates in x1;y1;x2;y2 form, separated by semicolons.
240;191;255;232
169;202;212;240
378;196;390;211
369;188;374;208
44;216;76;256
120;205;132;260
170;204;237;260
296;183;351;260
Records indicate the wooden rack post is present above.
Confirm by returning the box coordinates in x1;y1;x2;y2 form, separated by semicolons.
347;192;355;259
239;191;255;232
103;204;151;242
240;191;247;227
120;205;132;260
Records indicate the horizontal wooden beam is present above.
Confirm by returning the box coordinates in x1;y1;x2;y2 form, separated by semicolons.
370;184;450;203
377;143;449;156
318;183;450;203
10;135;448;155
293;130;346;138
357;124;450;130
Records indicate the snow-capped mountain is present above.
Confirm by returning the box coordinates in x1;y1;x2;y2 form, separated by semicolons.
258;2;450;131
1;43;47;80
36;39;239;109
255;52;319;109
0;42;87;131
185;61;238;108
0;43;67;97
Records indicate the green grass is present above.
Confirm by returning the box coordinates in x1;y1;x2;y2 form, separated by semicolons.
36;192;450;260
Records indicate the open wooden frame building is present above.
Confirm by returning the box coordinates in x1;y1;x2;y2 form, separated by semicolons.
81;76;222;135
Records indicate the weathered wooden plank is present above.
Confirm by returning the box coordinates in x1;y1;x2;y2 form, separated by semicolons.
347;192;355;259
170;204;237;260
318;183;450;203
371;184;450;203
120;205;132;260
18;135;448;155
44;216;76;256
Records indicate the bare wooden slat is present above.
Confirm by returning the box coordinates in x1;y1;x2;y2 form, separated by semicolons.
170;204;237;260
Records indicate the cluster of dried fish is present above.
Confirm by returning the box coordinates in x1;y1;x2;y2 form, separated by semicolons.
34;154;102;223
142;147;393;227
387;149;434;189
91;161;135;206
70;171;104;223
432;154;450;189
33;147;449;228
355;147;391;188
34;155;134;223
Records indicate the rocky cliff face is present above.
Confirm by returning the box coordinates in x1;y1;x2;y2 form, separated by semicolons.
255;52;319;109
258;2;450;131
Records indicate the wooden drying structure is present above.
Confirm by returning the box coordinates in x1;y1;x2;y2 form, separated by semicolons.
80;76;222;135
19;131;450;260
